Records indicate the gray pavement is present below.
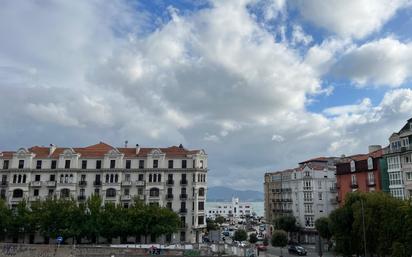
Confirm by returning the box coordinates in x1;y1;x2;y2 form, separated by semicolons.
261;245;336;257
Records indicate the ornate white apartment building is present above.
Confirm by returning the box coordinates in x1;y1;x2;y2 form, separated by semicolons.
0;142;208;243
264;157;339;243
384;118;412;199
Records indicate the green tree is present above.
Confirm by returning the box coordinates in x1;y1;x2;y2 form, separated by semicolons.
392;242;406;257
206;218;218;231
215;215;226;225
315;217;332;241
0;199;11;241
233;229;247;242
100;202;119;243
273;216;298;234
9;200;33;243
84;194;103;243
249;233;258;244
271;230;288;257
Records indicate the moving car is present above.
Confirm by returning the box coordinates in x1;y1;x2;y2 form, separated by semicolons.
288;245;307;255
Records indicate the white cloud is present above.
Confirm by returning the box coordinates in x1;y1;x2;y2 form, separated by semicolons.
1;0;412;191
292;0;411;39
291;25;313;46
271;134;285;142
332;37;412;87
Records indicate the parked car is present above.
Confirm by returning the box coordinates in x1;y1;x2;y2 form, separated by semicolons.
255;243;267;251
288;245;307;256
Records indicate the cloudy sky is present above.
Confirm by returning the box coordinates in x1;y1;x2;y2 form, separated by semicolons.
1;0;412;191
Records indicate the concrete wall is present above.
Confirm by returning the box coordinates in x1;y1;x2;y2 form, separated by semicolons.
0;244;220;257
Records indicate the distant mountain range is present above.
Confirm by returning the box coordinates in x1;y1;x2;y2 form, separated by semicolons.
207;186;264;202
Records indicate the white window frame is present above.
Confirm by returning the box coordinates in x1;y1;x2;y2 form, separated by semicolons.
367;157;373;170
350;160;355;172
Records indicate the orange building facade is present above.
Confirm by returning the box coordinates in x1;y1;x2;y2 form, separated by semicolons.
336;148;383;205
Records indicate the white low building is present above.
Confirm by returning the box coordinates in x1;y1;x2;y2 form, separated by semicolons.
206;197;254;221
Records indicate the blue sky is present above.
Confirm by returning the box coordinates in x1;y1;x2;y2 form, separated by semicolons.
1;0;412;190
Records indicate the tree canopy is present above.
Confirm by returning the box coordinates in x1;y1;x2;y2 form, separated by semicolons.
271;230;288;248
0;196;180;244
328;192;412;257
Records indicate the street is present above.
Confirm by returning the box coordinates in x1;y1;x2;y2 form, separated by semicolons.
261;245;336;257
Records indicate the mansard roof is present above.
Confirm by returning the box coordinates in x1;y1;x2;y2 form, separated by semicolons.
0;142;205;159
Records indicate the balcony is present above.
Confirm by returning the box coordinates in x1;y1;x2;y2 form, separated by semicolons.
166;180;174;186
46;181;56;187
180;208;188;214
121;181;132;187
77;195;86;201
31;181;42;187
303;187;313;191
121;195;132;201
79;181;87;186
367;180;376;187
136;181;145;187
303;198;313;202
93;181;102;186
180;193;188;200
330;187;338;193
0;181;8;187
180;180;188;186
166;194;174;200
149;194;160;199
350;183;359;189
30;196;41;202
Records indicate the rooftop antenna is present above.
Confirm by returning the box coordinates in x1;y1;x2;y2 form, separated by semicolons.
124;140;128;148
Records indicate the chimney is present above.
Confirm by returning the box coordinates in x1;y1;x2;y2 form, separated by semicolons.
179;144;183;149
49;144;56;155
124;140;128;148
368;145;382;153
136;144;140;155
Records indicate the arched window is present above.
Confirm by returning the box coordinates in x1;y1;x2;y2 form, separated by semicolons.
115;174;118;183
149;187;159;197
106;188;116;197
60;188;70;198
149;174;153;182
18;175;22;183
13;189;23;198
110;174;114;183
367;157;373;170
106;174;109;183
350;160;356;172
199;188;205;197
13;175;17;183
23;174;26;183
158;174;161;182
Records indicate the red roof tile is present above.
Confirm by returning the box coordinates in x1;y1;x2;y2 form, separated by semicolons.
1;142;203;159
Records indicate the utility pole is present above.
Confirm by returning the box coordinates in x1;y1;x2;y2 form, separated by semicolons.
361;199;367;257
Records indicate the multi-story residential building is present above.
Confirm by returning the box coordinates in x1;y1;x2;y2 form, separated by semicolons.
264;157;339;243
384;118;412;199
336;146;384;205
0;142;208;243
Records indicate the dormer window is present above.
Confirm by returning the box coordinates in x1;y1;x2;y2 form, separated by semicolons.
367;157;373;170
350;160;355;172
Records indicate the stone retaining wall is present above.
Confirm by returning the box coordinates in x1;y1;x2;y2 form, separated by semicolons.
0;244;222;257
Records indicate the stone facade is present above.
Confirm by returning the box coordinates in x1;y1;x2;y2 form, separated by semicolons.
264;157;339;243
0;142;208;243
